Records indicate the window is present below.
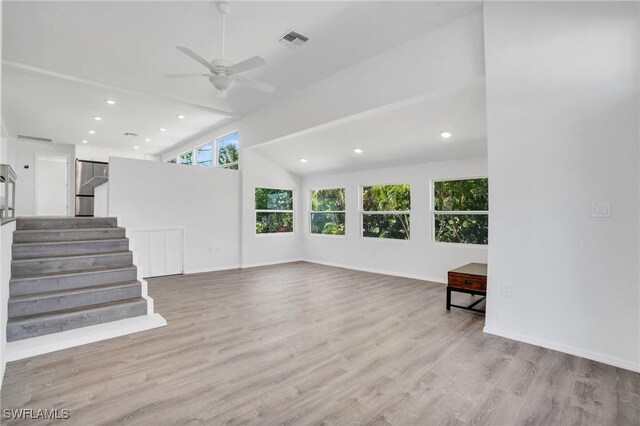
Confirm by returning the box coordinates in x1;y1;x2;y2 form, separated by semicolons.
255;188;293;234
311;188;345;235
179;151;193;165
361;184;410;240
216;131;239;170
167;157;177;164
433;178;488;245
196;143;213;167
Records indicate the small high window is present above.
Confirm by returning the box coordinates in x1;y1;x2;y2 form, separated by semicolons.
255;188;293;234
196;143;213;167
216;131;239;170
311;188;345;235
433;178;488;245
361;184;410;240
179;151;193;165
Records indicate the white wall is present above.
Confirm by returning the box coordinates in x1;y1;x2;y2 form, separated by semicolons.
11;141;75;217
484;2;640;371
107;157;241;274
75;144;159;163
241;150;303;267
302;157;488;282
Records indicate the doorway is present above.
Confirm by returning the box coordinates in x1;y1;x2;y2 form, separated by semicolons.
35;153;69;216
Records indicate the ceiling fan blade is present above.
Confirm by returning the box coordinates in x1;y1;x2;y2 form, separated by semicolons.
229;56;267;74
234;75;276;94
176;46;215;72
164;73;211;78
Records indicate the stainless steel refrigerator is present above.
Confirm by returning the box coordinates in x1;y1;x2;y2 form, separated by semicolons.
75;160;108;216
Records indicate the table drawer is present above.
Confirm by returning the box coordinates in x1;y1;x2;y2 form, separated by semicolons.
448;273;487;292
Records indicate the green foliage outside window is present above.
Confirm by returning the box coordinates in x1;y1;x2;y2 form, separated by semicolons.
255;188;293;234
179;151;193;165
311;189;345;235
217;132;239;168
433;178;488;245
256;212;293;234
362;184;410;240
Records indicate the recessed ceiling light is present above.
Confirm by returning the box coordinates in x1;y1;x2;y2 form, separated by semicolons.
354;148;363;154
105;100;116;105
177;115;185;119
134;146;139;150
159;128;167;132
88;130;96;134
145;138;151;142
299;158;308;163
93;116;102;121
81;140;88;144
440;131;452;139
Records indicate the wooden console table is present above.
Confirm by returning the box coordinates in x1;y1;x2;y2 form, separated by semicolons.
446;262;487;314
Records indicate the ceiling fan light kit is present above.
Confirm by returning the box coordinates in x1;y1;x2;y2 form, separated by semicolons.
166;2;276;97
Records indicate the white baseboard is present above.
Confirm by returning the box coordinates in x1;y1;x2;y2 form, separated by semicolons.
5;314;167;363
304;259;446;284
242;258;303;269
483;325;640;373
184;264;242;275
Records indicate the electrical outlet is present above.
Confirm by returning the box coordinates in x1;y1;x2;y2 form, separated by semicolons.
591;202;611;218
502;283;511;297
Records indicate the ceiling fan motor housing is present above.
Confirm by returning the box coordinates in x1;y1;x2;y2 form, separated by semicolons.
209;74;235;92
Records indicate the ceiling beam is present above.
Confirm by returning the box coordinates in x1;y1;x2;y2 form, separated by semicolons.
3;60;239;119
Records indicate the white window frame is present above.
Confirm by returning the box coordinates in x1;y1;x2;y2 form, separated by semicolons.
215;130;240;170
431;176;489;247
195;141;214;168
360;183;411;241
309;187;346;237
255;187;295;236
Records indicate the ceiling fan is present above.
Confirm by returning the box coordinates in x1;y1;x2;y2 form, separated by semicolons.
165;2;275;98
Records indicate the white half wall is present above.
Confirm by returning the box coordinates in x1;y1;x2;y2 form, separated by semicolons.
0;220;15;389
484;2;640;371
302;157;488;282
107;157;241;274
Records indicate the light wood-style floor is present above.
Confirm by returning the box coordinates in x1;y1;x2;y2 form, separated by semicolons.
2;262;638;425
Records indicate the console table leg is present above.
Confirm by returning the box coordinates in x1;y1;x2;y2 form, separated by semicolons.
446;288;451;311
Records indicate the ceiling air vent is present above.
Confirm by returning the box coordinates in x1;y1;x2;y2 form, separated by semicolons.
278;30;309;49
17;135;52;143
124;132;139;137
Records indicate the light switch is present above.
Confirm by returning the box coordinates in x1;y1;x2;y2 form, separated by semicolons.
591;202;611;218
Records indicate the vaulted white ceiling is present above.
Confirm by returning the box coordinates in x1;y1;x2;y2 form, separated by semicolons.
2;1;482;155
251;83;487;176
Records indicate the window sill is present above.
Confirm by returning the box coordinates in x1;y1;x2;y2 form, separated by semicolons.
432;241;489;248
255;232;296;238
309;233;346;238
361;236;411;243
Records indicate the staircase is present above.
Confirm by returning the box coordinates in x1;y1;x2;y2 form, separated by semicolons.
7;217;148;342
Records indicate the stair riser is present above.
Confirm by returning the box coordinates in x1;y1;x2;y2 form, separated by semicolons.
7;300;147;342
9;284;142;318
13;229;126;243
16;218;118;230
10;268;138;296
12;252;133;276
12;240;129;259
